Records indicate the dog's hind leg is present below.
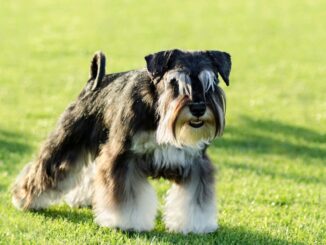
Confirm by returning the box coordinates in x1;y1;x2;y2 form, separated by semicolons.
12;103;96;210
12;151;93;210
12;51;107;211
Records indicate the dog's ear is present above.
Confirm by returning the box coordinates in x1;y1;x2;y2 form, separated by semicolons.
89;51;106;91
206;51;231;86
145;49;180;84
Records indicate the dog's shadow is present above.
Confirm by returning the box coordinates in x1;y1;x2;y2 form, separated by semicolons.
211;116;326;186
34;206;93;224
125;226;303;245
34;208;301;244
213;116;326;161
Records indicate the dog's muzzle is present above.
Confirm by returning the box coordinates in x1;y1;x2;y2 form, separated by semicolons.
169;98;219;147
189;102;206;118
188;102;207;128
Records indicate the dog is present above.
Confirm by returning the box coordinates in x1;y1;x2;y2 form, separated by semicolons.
12;49;231;234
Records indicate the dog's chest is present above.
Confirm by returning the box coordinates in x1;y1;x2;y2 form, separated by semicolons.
130;132;200;180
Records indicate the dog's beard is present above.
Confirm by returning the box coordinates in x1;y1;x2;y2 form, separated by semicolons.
173;106;216;147
156;89;226;148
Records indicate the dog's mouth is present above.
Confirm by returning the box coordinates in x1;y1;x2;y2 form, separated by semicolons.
189;119;204;128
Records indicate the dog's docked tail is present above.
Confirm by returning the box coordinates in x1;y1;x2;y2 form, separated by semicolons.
89;51;106;91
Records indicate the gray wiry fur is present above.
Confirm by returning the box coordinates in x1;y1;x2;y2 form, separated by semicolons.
12;49;231;233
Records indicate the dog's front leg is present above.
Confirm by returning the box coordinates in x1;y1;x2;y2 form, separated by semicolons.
93;142;157;231
164;156;218;234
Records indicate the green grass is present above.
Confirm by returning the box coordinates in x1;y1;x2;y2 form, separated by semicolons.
0;0;325;244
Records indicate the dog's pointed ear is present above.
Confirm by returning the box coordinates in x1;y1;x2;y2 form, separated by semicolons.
145;49;180;84
206;51;231;86
89;51;106;91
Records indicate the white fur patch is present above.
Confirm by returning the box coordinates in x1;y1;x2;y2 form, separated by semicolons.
164;179;217;233
131;131;201;169
12;189;62;210
12;163;63;210
156;95;181;146
130;131;158;154
26;191;64;210
94;178;157;231
12;151;94;210
64;163;96;207
199;70;217;93
153;145;198;169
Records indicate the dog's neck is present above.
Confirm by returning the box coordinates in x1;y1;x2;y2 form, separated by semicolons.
131;130;204;157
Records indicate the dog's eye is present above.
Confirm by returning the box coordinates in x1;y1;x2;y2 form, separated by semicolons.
169;78;179;89
169;78;179;96
169;78;178;86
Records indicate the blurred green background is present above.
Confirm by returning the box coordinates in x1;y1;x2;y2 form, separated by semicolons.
0;0;325;244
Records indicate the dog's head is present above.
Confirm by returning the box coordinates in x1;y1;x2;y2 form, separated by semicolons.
145;49;231;148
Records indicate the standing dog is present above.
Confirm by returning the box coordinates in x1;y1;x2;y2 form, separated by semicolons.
12;49;231;233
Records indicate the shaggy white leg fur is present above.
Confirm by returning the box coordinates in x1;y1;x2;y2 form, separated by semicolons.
94;165;157;231
12;163;62;210
12;151;93;210
12;186;63;210
164;171;217;234
64;163;95;207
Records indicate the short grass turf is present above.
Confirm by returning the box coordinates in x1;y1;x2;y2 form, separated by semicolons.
0;0;325;244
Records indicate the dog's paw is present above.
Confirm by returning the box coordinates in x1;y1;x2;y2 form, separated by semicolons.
95;210;155;232
12;192;27;210
11;163;33;210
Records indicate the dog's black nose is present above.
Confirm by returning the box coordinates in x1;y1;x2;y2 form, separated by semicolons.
189;103;206;117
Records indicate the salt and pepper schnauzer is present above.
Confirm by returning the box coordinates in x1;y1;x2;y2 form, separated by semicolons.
12;49;231;233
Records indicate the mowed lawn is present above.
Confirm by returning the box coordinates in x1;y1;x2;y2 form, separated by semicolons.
0;0;325;244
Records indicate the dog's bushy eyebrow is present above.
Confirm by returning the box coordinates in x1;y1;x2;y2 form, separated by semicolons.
198;70;217;92
165;71;192;96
